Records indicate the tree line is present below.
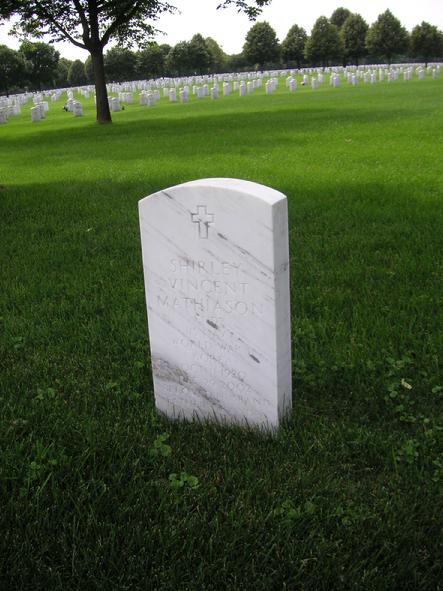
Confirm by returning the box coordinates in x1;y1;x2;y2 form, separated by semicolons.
1;2;442;123
2;7;442;96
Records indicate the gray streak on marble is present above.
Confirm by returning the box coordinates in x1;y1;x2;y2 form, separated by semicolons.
139;178;292;430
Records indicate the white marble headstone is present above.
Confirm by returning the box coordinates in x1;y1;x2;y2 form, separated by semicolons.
139;178;292;430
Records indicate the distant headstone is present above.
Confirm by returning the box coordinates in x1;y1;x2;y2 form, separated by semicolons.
73;101;83;117
30;106;41;122
139;178;292;430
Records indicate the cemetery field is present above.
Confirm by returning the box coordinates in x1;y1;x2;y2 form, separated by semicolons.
1;77;443;590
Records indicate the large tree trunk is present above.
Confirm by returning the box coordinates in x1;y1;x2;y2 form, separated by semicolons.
91;47;112;124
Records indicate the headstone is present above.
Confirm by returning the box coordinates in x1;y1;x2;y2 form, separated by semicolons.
139;178;292;430
30;106;41;122
73;101;83;117
109;97;121;111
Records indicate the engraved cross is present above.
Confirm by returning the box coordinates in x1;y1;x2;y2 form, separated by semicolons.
191;205;214;239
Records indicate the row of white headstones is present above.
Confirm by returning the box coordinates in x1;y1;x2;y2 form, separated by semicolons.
0;63;441;123
107;63;443;111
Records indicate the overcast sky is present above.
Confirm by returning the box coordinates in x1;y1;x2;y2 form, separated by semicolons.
1;0;442;61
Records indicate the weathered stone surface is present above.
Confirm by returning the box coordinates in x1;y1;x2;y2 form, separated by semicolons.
139;178;292;430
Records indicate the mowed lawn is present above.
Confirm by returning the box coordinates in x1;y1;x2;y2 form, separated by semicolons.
1;77;442;590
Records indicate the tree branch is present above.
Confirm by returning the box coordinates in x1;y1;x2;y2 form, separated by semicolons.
72;0;91;44
34;0;87;49
100;0;145;47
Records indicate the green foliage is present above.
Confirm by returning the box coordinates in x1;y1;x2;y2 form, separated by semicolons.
104;47;137;82
0;44;26;93
330;6;352;30
168;472;200;491
84;56;94;84
1;1;175;51
56;57;72;87
243;20;280;68
136;44;168;78
188;33;212;74
366;9;410;64
149;433;172;457
411;21;443;64
273;499;316;521
218;0;271;20
281;24;307;67
67;59;87;86
18;40;59;90
341;13;369;65
166;41;192;76
205;37;227;73
225;52;249;71
305;16;343;66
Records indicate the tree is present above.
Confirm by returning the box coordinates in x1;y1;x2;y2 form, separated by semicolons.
0;45;26;94
56;57;72;87
281;24;307;67
18;40;59;90
104;47;137;82
84;56;94;83
165;41;192;76
366;10;409;64
305;16;343;66
136;43;168;78
341;13;368;66
188;33;212;73
68;58;87;85
243;21;280;69
411;21;443;66
226;52;249;72
1;1;271;124
205;37;227;73
330;7;352;30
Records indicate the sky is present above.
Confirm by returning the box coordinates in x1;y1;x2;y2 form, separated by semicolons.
0;0;442;61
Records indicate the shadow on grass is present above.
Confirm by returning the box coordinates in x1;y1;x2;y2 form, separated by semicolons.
2;102;416;156
1;177;442;429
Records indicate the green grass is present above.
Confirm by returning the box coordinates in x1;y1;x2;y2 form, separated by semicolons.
1;77;443;590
